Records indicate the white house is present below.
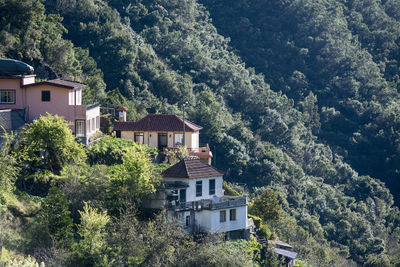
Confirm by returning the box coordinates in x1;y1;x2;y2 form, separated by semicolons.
145;157;249;238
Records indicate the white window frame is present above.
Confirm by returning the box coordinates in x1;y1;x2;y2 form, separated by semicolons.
75;120;85;137
0;90;15;104
174;133;184;147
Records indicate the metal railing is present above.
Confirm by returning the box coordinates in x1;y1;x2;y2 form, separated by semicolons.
169;196;247;211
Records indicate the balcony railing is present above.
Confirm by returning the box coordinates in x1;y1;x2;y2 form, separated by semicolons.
163;144;213;158
169;196;247;211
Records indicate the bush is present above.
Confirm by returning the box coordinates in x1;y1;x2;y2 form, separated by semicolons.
258;224;272;240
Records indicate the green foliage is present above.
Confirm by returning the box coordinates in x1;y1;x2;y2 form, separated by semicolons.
73;202;110;266
249;188;283;223
0;130;19;194
164;146;189;163
223;182;241;196
108;145;159;210
37;187;73;245
16;114;86;174
258;224;272;240
1;0;400;264
87;136;136;165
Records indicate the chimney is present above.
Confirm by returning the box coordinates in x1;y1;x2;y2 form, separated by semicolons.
117;106;128;122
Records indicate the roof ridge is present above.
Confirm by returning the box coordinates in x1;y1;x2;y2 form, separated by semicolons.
49;78;85;85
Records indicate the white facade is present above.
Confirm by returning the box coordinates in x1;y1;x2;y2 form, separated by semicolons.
164;176;223;202
85;105;100;140
195;205;248;234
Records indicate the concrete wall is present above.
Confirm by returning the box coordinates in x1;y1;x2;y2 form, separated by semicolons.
163;176;223;202
196;205;248;234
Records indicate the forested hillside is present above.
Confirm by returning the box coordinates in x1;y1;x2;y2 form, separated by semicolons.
200;0;400;205
1;0;400;265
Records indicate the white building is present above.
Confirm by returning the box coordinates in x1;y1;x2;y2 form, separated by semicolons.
145;158;249;238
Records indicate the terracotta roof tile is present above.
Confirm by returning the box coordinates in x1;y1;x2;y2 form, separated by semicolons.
162;158;223;179
114;114;202;132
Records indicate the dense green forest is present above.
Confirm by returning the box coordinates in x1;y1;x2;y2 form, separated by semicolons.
1;0;400;265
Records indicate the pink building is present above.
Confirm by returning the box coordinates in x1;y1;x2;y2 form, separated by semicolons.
0;75;100;143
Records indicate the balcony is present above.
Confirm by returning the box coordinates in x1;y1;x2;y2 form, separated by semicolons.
169;196;247;211
163;143;213;159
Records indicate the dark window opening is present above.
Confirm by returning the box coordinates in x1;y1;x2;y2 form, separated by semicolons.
230;209;236;221
220;210;226;222
196;181;202;197
185;215;191;226
116;130;121;138
41;91;50;102
209;179;215;195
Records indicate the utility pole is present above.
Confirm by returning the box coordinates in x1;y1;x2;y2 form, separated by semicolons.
182;101;188;146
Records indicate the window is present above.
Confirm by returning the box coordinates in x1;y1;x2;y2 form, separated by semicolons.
92;118;95;131
220;210;226;222
87;119;91;132
0;90;15;104
196;181;202;197
75;120;85;137
174;133;184;146
41;91;50;101
185;215;191;226
69;90;75;105
209;179;215;195
179;189;186;203
96;116;100;129
76;89;82;105
134;133;144;144
230;209;236;221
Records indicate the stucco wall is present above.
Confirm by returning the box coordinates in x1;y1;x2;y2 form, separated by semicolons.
196;205;248;234
0;78;25;110
163;176;223;202
119;130;200;149
85;105;100;139
121;131;134;140
26;84;72;121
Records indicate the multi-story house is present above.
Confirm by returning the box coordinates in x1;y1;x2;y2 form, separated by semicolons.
114;107;213;163
144;158;250;238
0;74;100;143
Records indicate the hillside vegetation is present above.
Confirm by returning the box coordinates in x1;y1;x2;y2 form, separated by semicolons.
1;0;400;265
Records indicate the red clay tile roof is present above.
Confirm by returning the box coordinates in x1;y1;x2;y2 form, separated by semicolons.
117;106;128;111
162;158;224;179
25;79;85;89
114;114;203;132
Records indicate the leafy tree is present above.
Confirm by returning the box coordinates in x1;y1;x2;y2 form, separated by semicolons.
72;202;110;266
108;145;159;210
16;114;86;174
249;188;283;223
37;187;73;246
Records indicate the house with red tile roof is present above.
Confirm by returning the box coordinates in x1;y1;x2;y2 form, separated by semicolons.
114;107;213;163
144;158;249;237
0;74;100;144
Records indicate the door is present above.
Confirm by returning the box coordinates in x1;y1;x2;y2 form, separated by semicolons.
158;133;167;151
